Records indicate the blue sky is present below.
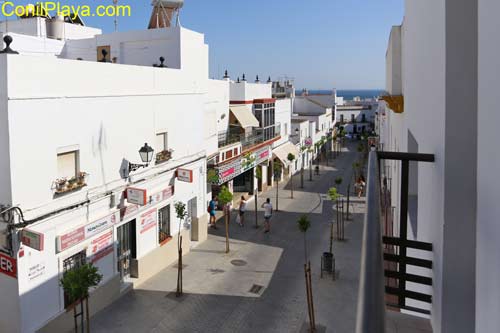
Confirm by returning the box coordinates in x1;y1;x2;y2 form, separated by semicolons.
1;0;404;89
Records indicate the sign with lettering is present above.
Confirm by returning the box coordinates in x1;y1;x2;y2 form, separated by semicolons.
89;230;113;256
57;212;118;252
140;208;157;234
28;262;45;283
21;229;44;251
177;168;193;183
0;253;17;278
58;227;85;252
126;187;147;206
304;137;313;147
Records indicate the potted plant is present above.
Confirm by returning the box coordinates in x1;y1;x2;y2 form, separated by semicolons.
55;178;67;192
67;177;77;190
77;172;87;186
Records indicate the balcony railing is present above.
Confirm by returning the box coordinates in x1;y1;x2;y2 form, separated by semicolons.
356;151;435;333
218;123;281;150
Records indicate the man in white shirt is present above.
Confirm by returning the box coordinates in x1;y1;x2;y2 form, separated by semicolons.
261;198;273;233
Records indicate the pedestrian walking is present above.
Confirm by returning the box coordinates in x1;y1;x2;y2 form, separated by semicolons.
208;196;217;229
355;176;366;198
238;195;247;227
261;198;273;233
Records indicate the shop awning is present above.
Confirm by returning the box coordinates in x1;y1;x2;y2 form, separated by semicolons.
273;142;300;165
230;106;260;128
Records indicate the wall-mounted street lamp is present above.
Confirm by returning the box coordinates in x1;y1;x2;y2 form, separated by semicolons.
295;128;299;136
129;143;154;173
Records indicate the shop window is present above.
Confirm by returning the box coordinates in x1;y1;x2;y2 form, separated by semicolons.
62;250;87;308
57;150;79;179
158;205;171;244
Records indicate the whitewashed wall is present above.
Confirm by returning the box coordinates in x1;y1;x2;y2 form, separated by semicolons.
206;79;229;156
229;81;271;101
274;98;292;147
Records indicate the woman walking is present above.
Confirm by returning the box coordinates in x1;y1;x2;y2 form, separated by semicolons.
355;176;366;198
238;195;247;227
261;198;273;233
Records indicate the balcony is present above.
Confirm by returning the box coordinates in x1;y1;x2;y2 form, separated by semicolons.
218;123;281;150
356;151;434;333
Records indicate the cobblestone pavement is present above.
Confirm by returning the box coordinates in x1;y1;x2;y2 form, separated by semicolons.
90;141;431;333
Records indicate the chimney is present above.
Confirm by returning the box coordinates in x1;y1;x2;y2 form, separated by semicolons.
223;70;230;80
242;74;246;82
148;0;184;29
255;75;260;83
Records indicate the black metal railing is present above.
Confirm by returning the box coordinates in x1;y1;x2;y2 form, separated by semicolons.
218;123;281;149
355;151;435;333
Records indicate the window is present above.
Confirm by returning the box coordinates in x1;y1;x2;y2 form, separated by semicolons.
284;123;288;136
158;205;171;244
63;251;87;307
226;150;233;159
340;115;344;123
233;148;238;156
362;114;366;123
351;114;355;122
156;132;168;152
57;151;78;179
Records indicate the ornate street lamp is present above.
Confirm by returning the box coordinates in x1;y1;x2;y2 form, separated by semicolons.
129;143;154;173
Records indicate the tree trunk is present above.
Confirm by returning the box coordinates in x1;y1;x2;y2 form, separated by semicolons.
225;206;229;253
254;190;258;228
300;167;304;188
309;159;313;181
85;297;90;333
275;178;279;211
290;167;294;199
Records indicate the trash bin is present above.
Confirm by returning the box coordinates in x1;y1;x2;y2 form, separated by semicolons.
323;252;334;272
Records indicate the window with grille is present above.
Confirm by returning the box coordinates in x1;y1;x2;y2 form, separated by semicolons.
158;205;171;244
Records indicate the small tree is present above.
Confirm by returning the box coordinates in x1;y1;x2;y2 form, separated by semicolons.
174;201;188;297
298;214;316;331
287;153;296;199
307;148;313;181
218;186;233;253
297;215;311;262
60;263;102;333
328;187;341;253
335;177;343;186
254;167;262;228
273;162;282;211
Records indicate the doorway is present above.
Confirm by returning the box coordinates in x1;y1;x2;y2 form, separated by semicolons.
117;220;136;281
188;197;197;241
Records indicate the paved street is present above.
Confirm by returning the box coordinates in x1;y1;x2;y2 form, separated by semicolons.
91;141;431;333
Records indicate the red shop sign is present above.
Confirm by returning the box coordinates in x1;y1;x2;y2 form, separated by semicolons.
0;253;17;279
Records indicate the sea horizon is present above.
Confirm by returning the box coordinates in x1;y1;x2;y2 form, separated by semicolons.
295;89;385;100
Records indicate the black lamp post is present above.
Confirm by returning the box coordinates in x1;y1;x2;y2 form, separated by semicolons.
129;143;154;173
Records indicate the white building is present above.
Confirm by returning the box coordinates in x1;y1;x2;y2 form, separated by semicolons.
0;6;224;333
377;1;499;332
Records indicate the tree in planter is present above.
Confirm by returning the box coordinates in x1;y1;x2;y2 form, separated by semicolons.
335;177;343;187
287;153;296;199
273;162;282;211
174;201;188;297
218;185;233;253
297;215;316;331
60;263;102;333
254;167;262;228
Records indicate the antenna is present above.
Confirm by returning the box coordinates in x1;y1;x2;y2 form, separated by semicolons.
113;0;118;32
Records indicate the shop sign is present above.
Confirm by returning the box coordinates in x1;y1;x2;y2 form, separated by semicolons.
58;227;85;252
21;229;44;251
89;230;114;256
121;186;174;221
0;253;17;279
57;212;118;252
177;168;193;183
140;208;157;234
368;136;378;147
85;213;116;239
126;187;147;206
